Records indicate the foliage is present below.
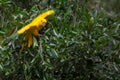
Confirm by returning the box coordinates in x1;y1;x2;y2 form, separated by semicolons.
0;0;120;80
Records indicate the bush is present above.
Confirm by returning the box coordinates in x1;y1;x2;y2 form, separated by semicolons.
0;0;120;80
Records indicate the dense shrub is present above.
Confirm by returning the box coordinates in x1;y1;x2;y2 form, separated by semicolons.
0;0;120;80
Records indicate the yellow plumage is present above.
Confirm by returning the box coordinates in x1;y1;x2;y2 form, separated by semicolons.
17;10;54;49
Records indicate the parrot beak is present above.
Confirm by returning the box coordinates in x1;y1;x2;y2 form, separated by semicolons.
41;22;46;27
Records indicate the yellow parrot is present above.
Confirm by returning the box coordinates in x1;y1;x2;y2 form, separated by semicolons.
17;10;54;49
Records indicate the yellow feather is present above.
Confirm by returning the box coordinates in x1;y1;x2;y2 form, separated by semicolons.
17;9;54;49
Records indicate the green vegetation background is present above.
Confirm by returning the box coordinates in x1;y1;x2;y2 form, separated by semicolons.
0;0;120;80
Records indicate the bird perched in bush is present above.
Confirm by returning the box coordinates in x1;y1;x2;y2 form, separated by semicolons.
17;10;54;50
